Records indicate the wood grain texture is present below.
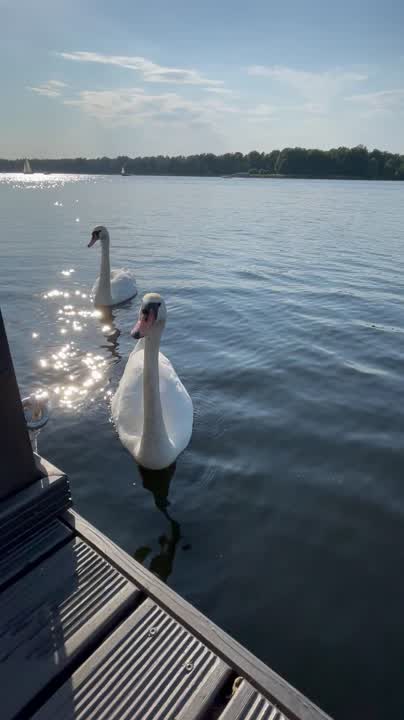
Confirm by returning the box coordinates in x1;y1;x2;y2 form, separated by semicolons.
175;657;231;720
0;467;70;530
0;467;71;586
34;597;230;720
0;517;72;589
0;536;139;720
218;679;286;719
63;509;332;720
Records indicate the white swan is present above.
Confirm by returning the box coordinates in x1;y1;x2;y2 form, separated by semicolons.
111;293;193;469
88;225;137;306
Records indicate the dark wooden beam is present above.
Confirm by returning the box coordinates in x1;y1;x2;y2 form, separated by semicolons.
0;308;40;500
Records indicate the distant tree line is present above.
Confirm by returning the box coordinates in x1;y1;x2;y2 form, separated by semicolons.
1;145;403;179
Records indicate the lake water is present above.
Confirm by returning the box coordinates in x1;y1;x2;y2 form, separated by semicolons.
1;173;404;719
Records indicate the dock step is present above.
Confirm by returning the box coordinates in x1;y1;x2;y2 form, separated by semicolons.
219;680;288;720
0;536;139;719
33;596;231;720
0;468;71;561
0;516;72;589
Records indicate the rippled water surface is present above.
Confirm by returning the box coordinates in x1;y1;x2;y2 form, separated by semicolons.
1;173;404;718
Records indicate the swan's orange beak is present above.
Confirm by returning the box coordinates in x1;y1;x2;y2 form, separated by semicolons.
131;313;155;339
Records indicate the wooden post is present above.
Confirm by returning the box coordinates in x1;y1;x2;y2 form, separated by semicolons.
0;309;40;500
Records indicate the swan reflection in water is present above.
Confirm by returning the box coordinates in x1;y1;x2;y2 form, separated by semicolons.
96;305;122;362
134;463;186;583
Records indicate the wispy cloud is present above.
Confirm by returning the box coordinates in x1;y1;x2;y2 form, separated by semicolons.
203;87;237;96
62;83;324;132
345;88;404;112
59;51;224;87
28;80;67;97
247;100;326;122
247;65;367;103
64;87;238;128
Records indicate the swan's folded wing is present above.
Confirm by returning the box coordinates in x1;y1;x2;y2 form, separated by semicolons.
110;269;137;305
111;347;144;453
159;353;193;453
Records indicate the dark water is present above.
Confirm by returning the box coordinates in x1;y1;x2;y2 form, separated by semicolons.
1;173;404;719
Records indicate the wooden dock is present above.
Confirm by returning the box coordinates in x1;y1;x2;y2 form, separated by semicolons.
0;309;332;720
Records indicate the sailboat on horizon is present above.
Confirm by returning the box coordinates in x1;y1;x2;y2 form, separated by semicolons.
23;159;33;174
121;165;126;176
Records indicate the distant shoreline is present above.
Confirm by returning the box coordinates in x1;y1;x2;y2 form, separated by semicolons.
1;171;402;182
223;173;403;181
1;146;403;181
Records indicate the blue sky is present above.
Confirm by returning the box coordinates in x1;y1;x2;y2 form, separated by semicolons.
2;0;404;157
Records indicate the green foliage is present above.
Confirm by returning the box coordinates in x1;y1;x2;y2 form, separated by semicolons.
396;161;404;180
1;146;403;180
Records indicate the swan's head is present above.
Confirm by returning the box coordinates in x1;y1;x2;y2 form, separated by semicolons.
131;293;167;339
88;225;109;248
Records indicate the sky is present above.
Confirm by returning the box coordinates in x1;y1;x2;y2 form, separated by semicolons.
1;0;404;157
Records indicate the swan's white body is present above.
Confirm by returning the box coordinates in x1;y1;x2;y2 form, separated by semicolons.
89;226;137;306
111;294;193;469
92;268;137;306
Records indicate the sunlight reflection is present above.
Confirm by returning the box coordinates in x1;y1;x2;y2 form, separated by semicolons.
37;338;109;408
36;320;111;410
36;273;124;412
0;173;90;190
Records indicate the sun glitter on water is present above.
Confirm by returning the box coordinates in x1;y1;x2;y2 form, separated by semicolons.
36;275;116;411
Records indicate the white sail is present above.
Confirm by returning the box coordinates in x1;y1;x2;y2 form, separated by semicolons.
23;159;33;174
121;166;126;176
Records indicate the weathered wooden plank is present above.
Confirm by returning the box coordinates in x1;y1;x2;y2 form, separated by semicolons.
64;510;332;720
219;680;286;720
0;466;70;542
0;536;139;720
175;649;230;720
34;596;230;720
0;468;71;589
0;517;72;589
0;486;69;541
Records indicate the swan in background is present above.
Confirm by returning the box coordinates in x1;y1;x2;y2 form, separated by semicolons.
88;225;137;306
111;293;193;470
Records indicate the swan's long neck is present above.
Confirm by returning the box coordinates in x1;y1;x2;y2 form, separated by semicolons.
138;330;172;467
96;241;113;305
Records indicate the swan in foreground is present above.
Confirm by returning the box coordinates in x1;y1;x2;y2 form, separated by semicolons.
88;225;137;306
111;293;193;469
